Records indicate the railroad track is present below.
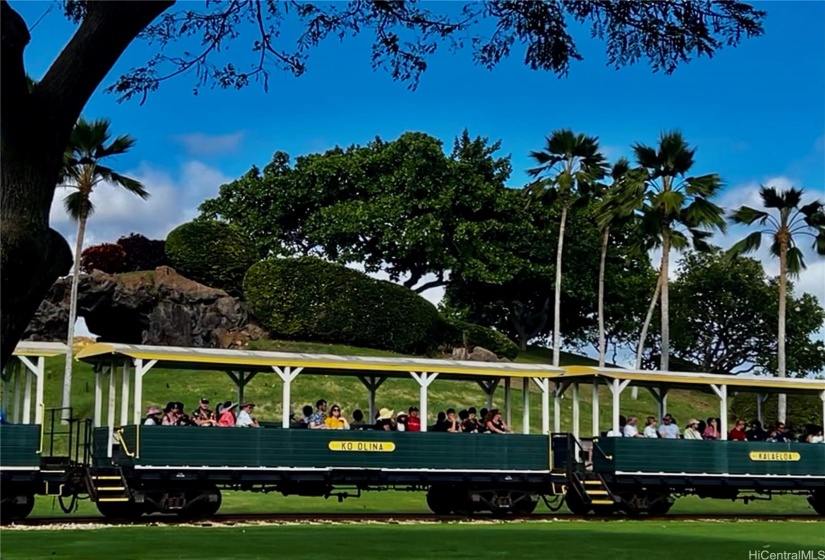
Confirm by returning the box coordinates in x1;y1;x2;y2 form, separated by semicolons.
9;512;822;526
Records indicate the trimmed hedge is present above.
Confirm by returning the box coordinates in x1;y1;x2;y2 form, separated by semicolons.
441;317;520;361
244;257;443;354
166;220;258;295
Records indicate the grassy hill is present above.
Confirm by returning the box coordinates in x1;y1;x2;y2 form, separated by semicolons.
22;339;718;434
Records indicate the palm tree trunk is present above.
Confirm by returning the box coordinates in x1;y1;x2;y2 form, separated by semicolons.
61;212;87;421
552;204;568;367
660;227;671;372
777;239;788;424
598;227;609;368
636;266;663;370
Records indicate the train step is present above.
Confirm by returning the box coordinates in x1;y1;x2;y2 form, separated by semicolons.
97;497;130;503
590;499;615;506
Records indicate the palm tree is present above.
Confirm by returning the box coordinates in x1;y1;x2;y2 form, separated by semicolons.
728;186;825;422
527;130;607;367
618;131;726;371
59;118;147;420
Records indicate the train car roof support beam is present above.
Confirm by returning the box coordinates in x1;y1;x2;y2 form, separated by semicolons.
410;371;438;432
273;366;303;429
132;358;158;425
358;375;387;424
607;378;631;435
531;378;551;434
709;384;728;440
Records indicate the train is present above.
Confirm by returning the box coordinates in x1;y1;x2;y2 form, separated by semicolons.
1;341;823;522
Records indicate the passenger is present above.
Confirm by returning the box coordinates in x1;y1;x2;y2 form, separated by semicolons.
766;430;779;443
236;403;260;428
657;414;680;439
143;406;162;426
351;409;365;430
324;405;349;430
406;407;421;432
298;405;313;428
192;397;217;427
218;402;237;427
161;402;179;426
461;410;478;433
683;418;703;440
607;415;627;437
774;422;788;443
395;411;408;431
431;411;447;432
375;408;394;431
477;408;489;433
484;409;508;434
702;417;720;440
445;408;461;433
696;419;707;435
622;416;643;438
176;413;194;426
308;399;328;429
807;427;824;444
746;420;768;442
728;419;748;441
643;416;659;438
465;407;480;433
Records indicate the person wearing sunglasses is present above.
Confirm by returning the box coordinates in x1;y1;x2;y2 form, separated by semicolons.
324;405;350;430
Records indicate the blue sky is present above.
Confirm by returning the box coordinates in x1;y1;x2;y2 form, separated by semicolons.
15;1;825;331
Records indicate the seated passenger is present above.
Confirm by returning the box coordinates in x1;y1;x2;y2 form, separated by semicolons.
461;410;478;433
643;416;658;438
729;419;748;441
465;407;480;433
622;416;643;438
746;420;768;441
657;414;680;439
192;397;217;427
431;411;448;432
773;422;788;442
484;409;508;434
445;408;461;433
395;411;408;431
375;408;394;431
144;406;162;426
702;417;720;440
683;418;703;440
308;399;328;429
807;427;824;443
299;405;313;427
351;409;365;430
766;430;779;442
237;403;260;428
161;402;179;426
607;415;627;437
406;407;421;432
324;405;349;430
218;402;237;426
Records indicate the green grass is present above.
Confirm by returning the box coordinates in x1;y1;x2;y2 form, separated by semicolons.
2;521;823;560
15;340;719;438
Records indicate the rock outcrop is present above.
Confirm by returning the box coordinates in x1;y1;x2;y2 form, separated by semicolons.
450;346;511;363
24;267;267;348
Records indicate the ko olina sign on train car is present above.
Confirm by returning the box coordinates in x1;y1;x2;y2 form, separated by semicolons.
748;451;802;462
329;441;397;452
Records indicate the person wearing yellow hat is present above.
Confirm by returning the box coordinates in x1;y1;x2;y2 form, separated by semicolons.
375;407;394;431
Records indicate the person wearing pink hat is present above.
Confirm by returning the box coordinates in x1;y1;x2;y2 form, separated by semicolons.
143;406;162;425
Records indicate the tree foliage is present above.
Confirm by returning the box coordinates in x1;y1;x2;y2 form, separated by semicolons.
200;130;525;292
666;250;825;376
80;243;127;274
0;0;766;368
244;257;443;354
116;233;169;272
165;220;258;295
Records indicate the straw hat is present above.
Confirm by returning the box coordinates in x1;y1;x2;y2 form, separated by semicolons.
377;408;394;421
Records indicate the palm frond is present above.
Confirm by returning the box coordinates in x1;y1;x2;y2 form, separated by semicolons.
786;246;806;276
670;229;689;251
684;173;723;197
632;143;659;170
94;165;148;198
688;228;718;252
682;197;726;233
96;134;137;158
800;200;825;227
728;230;764;256
63;190;93;220
729;205;769;226
653;189;686;216
758;185;784;209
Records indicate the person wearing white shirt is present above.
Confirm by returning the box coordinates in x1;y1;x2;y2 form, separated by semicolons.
236;403;260;428
658;414;680;439
683;418;703;440
622;416;643;438
643;416;659;438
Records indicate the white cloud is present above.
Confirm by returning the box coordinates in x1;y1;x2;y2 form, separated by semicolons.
174;131;245;156
50;160;232;252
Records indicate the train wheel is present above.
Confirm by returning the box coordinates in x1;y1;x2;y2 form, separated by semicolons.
808;491;825;516
0;494;35;524
513;493;538;516
564;489;591;515
96;500;143;519
178;487;223;518
646;492;674;515
426;486;453;515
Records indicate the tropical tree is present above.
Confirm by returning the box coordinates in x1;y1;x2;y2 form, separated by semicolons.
618;131;726;371
728;185;825;422
527;130;607;366
59;118;146;419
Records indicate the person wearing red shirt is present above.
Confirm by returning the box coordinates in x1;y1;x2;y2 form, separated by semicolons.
406;406;421;432
729;419;747;441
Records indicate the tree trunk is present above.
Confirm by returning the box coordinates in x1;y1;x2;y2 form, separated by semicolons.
777;237;788;423
61;212;88;420
597;227;609;368
660;226;671;371
636;267;663;370
552;204;568;368
0;1;173;369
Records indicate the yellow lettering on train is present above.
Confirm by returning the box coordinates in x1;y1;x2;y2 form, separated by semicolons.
748;451;801;462
328;441;396;452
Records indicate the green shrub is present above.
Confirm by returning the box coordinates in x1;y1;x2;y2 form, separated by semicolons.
731;392;823;434
441;316;519;360
165;220;258;295
244;257;443;354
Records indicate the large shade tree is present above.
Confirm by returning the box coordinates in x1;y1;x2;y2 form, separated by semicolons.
618;131;726;371
0;0;765;367
527;130;607;366
59;118;146;419
727;186;825;422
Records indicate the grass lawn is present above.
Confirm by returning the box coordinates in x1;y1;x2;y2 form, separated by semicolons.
2;521;823;560
29;490;817;518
